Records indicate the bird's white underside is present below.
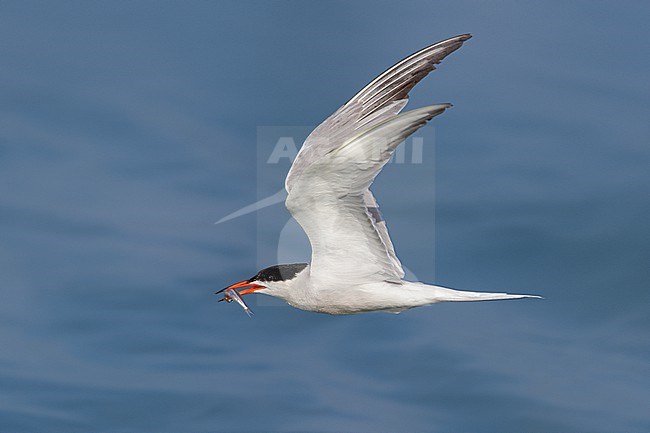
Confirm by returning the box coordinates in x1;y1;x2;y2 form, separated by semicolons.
256;267;540;315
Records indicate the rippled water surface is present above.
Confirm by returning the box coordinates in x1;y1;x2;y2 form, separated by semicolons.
1;2;649;432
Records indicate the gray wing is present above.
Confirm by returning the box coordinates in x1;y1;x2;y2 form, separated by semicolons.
285;34;471;192
286;106;451;285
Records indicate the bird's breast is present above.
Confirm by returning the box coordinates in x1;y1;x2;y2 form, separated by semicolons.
284;280;419;315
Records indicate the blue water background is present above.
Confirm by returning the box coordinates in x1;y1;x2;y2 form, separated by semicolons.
1;1;649;432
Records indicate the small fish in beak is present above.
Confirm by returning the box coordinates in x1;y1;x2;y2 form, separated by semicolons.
216;279;264;317
220;287;254;317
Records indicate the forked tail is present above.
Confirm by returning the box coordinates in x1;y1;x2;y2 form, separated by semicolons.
415;283;542;303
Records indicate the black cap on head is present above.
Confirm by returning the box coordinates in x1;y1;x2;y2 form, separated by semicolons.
250;263;308;283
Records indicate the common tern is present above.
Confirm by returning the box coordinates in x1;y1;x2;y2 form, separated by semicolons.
219;34;541;315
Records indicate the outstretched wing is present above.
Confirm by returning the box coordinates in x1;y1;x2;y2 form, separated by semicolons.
286;105;450;286
285;34;471;192
284;35;470;285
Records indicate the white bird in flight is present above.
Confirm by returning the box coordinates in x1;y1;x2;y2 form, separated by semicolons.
219;34;541;315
